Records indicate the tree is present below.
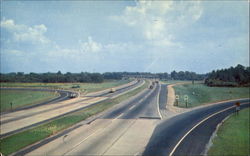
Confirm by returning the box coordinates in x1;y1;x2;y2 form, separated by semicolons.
205;64;250;87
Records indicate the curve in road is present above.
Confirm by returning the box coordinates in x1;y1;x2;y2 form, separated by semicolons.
0;88;75;114
0;79;143;138
143;99;250;156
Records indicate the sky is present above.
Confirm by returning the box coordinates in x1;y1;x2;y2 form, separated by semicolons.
0;0;249;74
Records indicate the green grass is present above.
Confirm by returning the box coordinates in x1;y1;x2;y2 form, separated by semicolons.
0;90;59;112
0;80;148;155
173;83;249;108
208;108;250;156
0;80;131;94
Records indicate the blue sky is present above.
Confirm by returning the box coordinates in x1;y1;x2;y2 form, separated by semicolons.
0;0;249;73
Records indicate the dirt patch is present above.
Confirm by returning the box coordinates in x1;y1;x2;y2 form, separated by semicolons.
166;82;191;114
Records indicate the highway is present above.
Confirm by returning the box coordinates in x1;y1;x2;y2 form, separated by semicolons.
143;99;250;156
5;81;249;156
0;79;143;138
15;82;163;155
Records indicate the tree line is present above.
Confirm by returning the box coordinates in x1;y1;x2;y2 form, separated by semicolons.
2;65;248;87
205;64;250;87
170;71;206;80
0;72;104;83
0;71;205;83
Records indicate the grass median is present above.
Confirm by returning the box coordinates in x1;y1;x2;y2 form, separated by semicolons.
173;83;249;108
0;80;148;155
208;108;250;155
0;90;59;112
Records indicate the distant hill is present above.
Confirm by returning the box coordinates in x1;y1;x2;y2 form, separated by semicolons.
205;64;250;87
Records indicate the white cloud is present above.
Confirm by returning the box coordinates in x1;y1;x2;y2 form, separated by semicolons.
1;19;50;44
112;0;203;47
79;36;103;53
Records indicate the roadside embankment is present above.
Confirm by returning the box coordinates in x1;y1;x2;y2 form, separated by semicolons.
207;108;250;156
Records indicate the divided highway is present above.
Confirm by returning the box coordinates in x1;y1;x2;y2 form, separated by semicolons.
3;81;249;156
0;79;143;138
14;82;163;155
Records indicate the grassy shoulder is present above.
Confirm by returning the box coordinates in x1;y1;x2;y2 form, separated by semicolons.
173;83;249;108
0;80;148;155
0;79;131;94
208;108;250;156
0;90;59;112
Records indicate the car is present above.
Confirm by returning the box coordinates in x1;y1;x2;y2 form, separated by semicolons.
149;85;153;89
110;88;116;93
69;93;77;98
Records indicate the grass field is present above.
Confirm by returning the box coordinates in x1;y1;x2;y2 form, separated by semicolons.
0;90;59;112
0;80;148;155
208;108;250;156
0;79;131;94
173;83;249;108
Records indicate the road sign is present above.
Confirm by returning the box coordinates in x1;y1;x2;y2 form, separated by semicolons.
175;95;179;106
184;95;188;101
184;95;188;108
176;95;179;100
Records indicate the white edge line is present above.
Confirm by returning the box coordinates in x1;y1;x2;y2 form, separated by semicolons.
129;105;136;110
115;113;124;119
157;84;162;120
169;102;249;156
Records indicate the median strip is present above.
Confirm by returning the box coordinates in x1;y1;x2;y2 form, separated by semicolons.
0;80;148;155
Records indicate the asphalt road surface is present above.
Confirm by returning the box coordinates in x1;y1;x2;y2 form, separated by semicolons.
143;99;250;156
0;80;142;138
15;82;162;155
6;82;249;156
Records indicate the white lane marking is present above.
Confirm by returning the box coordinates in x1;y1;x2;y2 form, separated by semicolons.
62;124;110;155
110;80;145;99
101;120;137;155
121;85;155;118
138;99;144;103
157;84;162;120
169;102;249;156
63;80;153;155
115;113;124;119
129;105;136;110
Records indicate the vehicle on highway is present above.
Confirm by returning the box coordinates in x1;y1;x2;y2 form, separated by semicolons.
110;88;116;93
69;93;77;98
149;85;153;89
